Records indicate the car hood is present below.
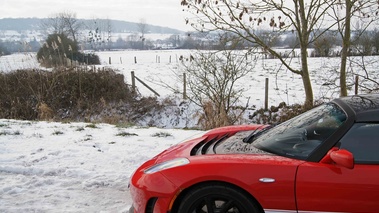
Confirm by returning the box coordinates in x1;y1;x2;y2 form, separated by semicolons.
154;125;272;163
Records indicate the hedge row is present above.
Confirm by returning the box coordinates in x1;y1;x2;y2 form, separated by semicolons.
0;68;160;123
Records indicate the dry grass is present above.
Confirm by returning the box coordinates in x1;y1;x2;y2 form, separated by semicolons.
197;101;237;130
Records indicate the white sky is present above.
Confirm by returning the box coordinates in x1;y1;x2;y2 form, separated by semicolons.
0;0;193;31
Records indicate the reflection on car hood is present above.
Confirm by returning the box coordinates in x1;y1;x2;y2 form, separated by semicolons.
215;130;272;155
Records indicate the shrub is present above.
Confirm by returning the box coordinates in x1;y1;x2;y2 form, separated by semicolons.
0;68;162;124
116;131;138;137
151;132;173;137
75;53;100;65
250;101;322;124
85;124;98;129
52;130;64;135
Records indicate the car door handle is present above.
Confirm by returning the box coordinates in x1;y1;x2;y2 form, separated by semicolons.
259;178;275;183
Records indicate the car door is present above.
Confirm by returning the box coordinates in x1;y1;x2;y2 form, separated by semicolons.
295;123;379;213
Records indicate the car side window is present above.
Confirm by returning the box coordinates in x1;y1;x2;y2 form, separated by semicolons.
339;123;379;164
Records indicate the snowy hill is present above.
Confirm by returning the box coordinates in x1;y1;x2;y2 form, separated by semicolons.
0;18;183;34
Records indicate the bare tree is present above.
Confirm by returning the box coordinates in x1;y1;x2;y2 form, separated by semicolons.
329;0;378;96
41;11;82;42
85;18;112;50
104;19;113;50
372;29;379;54
169;34;181;48
137;19;149;49
352;29;373;56
312;31;337;57
350;56;379;93
181;0;338;107
180;49;254;129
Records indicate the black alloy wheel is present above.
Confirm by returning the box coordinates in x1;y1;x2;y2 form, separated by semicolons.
177;183;260;213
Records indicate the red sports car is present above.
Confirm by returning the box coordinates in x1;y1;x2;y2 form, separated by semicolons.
129;94;379;213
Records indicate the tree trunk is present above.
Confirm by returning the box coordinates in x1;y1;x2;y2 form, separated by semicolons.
299;0;314;107
340;0;352;97
300;45;314;108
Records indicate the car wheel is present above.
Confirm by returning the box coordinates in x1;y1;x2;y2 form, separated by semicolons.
177;183;260;213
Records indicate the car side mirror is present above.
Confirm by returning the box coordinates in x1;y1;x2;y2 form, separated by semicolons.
321;148;354;169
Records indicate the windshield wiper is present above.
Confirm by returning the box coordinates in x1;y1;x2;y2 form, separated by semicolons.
243;125;274;144
242;128;260;143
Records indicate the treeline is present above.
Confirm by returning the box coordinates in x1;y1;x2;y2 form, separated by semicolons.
0;39;41;55
3;29;379;57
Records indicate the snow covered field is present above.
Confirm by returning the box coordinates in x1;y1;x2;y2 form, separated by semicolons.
95;50;335;107
1;50;378;212
1;49;372;109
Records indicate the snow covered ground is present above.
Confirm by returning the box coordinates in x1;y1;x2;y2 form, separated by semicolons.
0;119;202;212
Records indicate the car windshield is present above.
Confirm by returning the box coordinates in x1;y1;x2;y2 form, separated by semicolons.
253;103;347;160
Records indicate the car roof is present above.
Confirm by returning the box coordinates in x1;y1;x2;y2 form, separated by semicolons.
309;93;379;162
334;93;379;122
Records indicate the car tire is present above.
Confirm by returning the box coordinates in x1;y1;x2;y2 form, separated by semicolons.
177;183;260;213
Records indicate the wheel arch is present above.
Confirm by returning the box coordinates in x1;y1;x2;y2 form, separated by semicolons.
170;180;264;213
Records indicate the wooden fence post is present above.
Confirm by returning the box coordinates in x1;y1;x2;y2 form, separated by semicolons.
131;71;136;94
265;78;269;111
355;75;359;95
183;73;187;99
134;56;137;64
109;57;111;64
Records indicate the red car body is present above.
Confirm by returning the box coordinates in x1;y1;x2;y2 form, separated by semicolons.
129;94;379;213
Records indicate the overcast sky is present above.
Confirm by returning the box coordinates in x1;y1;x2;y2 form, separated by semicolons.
1;0;193;31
